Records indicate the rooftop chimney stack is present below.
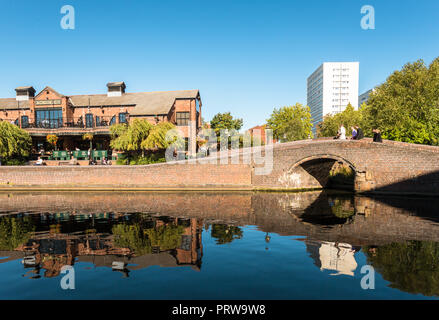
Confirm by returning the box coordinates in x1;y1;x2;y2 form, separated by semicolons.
107;82;126;97
15;86;36;101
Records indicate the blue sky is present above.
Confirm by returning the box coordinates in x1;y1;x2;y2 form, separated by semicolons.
0;0;438;129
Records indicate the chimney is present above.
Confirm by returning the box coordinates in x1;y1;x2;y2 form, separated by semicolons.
15;86;36;101
107;82;126;97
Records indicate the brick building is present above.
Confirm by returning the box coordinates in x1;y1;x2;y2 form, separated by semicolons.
247;124;276;144
0;82;202;155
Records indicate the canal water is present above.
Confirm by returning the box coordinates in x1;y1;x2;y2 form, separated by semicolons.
0;191;438;300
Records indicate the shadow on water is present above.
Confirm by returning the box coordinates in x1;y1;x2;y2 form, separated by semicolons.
1;191;439;297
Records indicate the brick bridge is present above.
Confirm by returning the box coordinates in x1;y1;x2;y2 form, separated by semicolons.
253;138;439;195
1;138;439;195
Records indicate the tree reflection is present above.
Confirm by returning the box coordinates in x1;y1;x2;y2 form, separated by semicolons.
211;224;243;245
364;241;439;297
0;216;35;250
112;219;186;255
329;198;355;219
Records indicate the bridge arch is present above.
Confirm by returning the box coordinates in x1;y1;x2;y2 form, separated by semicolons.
281;154;357;191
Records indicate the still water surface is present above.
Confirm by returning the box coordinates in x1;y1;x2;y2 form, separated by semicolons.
0;191;438;299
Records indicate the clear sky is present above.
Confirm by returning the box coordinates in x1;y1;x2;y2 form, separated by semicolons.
0;0;438;130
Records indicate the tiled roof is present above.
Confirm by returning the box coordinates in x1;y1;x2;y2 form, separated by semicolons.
69;90;199;115
0;98;29;109
0;89;200;115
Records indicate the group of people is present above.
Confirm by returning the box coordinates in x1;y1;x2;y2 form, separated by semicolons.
89;157;111;165
334;124;382;143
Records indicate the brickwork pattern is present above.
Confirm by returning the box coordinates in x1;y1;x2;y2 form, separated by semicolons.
1;138;439;195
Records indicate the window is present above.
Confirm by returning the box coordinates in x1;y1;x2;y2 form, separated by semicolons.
96;116;101;126
176;112;190;126
21;115;29;128
109;115;116;126
119;113;128;124
35;108;63;128
86;114;94;128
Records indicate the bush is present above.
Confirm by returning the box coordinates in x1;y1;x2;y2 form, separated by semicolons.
116;152;166;165
1;158;27;166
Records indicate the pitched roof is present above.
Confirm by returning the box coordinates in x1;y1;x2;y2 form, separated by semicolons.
35;86;65;98
69;90;199;115
0;89;200;114
0;98;30;109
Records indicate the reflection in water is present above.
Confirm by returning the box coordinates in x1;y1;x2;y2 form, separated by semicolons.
1;191;439;298
364;241;439;297
211;225;243;245
0;213;204;278
305;241;360;276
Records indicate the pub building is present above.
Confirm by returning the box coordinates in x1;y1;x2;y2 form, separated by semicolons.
0;82;202;157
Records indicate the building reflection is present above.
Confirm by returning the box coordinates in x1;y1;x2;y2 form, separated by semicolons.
305;240;361;276
0;213;203;279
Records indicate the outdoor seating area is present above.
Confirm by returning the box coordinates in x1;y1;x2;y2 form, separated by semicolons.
33;150;112;166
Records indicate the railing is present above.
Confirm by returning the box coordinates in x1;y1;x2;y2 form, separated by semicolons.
1;116;128;130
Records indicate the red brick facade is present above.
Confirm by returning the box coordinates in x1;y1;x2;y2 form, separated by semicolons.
0;85;202;154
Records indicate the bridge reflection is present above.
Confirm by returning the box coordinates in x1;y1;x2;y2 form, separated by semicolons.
1;191;439;296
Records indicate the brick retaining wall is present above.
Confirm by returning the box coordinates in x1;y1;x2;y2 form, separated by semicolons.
0;163;252;189
1;138;439;195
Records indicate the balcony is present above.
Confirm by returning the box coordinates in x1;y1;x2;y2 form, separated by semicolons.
4;116;126;136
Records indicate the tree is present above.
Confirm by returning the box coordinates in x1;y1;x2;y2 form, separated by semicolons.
141;122;183;150
0;121;32;163
82;133;93;150
46;134;59;150
210;112;243;135
364;57;439;145
317;103;364;138
266;103;313;141
110;119;182;158
110;119;153;152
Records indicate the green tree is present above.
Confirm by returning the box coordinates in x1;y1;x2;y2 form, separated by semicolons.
210;112;243;135
110;119;153;152
317;103;364;138
363;57;439;145
266;103;313;141
0;121;32;164
141;122;183;150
